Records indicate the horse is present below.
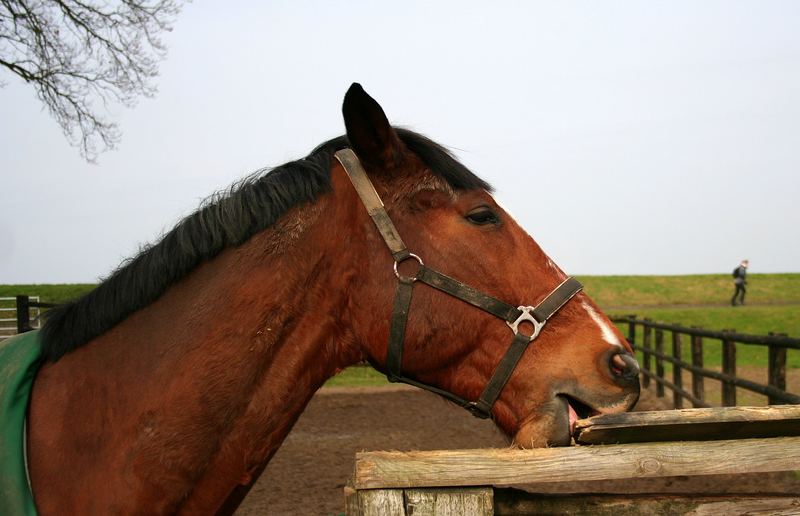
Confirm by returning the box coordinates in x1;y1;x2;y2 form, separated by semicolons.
17;83;640;514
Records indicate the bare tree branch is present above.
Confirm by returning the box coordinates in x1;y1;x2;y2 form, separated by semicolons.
0;0;185;162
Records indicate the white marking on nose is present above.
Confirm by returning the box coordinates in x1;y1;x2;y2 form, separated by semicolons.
581;300;623;348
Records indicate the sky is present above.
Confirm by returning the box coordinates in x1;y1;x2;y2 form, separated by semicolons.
1;1;799;284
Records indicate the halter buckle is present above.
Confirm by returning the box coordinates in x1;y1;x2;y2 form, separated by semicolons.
507;306;545;342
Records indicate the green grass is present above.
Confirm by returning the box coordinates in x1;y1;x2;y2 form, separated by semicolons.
579;273;800;308
324;366;390;387
0;284;95;304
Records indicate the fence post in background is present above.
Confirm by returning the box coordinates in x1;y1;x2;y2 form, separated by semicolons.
767;332;787;405
16;295;32;334
672;330;683;409
721;329;737;406
690;327;705;407
642;319;652;388
626;314;636;349
655;328;664;398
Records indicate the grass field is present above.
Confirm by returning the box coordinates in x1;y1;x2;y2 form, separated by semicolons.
579;273;800;308
3;274;798;392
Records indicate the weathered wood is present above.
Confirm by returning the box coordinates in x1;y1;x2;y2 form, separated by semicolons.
672;330;683;409
493;490;800;516
353;437;800;490
351;489;405;516
655;328;664;397
574;405;800;444
768;333;788;405
690;328;705;406
721;331;737;406
405;487;493;516
642;320;652;388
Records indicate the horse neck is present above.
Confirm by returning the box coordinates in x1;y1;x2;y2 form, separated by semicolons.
28;176;366;513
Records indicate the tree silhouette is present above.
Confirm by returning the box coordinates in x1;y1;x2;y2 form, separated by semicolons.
1;0;185;162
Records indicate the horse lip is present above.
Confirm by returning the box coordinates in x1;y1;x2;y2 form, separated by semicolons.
557;393;599;421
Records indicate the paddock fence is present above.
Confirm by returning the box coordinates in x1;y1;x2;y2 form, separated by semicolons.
0;295;59;341
611;315;800;408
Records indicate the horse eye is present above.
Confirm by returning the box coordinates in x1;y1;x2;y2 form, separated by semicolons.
465;207;500;226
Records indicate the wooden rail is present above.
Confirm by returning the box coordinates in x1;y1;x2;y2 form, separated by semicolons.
346;406;800;515
612;315;800;407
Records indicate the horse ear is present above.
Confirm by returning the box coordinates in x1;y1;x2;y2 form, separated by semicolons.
342;83;402;169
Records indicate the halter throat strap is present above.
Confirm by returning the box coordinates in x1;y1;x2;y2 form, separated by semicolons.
335;148;582;419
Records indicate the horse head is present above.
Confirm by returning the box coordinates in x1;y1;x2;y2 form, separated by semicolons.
338;84;639;447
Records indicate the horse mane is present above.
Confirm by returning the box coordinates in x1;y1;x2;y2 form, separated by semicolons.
40;129;491;362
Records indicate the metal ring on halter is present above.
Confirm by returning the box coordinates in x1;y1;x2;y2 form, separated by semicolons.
394;253;424;282
506;306;545;342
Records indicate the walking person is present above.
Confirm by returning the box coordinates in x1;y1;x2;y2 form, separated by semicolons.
731;259;748;306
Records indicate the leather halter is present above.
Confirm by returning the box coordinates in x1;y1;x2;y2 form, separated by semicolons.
335;149;583;419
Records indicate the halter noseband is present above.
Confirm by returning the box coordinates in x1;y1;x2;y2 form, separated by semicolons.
335;149;583;419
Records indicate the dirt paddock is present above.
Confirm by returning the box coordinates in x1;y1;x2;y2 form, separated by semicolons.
235;385;670;516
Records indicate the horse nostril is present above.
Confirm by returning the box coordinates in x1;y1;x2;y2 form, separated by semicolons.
610;352;640;381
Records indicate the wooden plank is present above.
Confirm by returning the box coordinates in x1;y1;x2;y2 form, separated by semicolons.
405;487;493;516
574;405;800;444
493;490;800;515
353;436;800;490
351;489;405;516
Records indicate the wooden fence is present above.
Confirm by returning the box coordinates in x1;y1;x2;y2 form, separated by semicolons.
346;406;800;515
1;295;59;339
611;315;800;408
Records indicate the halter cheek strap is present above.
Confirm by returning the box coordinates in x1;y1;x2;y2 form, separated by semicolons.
335;148;582;419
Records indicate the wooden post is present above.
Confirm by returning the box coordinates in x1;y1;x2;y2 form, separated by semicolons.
626;314;636;349
405;487;493;516
642;319;652;388
672;331;683;409
655;328;664;398
690;327;705;407
722;330;737;406
353;489;405;516
767;332;787;405
16;295;32;333
345;487;493;516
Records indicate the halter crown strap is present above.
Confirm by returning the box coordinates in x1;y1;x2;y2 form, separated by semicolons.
335;149;410;261
335;148;583;419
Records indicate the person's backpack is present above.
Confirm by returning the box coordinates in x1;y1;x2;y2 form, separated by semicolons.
732;267;739;278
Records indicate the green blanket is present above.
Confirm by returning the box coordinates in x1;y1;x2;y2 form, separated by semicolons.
0;331;41;515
